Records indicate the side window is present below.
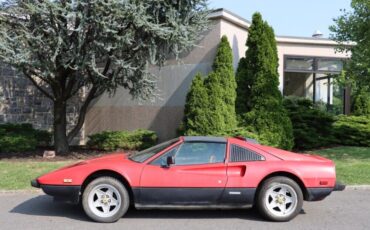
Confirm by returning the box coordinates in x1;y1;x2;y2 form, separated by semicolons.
174;142;226;165
150;147;179;166
230;145;265;162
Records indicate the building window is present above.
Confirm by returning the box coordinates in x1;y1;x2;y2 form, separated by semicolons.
285;57;314;71
283;56;345;114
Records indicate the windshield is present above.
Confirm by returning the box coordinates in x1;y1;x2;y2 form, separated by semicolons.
128;138;180;163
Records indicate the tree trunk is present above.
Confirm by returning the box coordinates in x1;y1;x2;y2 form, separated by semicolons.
53;99;69;154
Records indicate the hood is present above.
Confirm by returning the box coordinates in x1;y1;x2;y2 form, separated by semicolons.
54;153;129;172
86;152;128;163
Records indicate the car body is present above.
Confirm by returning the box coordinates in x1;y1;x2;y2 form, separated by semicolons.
31;136;345;222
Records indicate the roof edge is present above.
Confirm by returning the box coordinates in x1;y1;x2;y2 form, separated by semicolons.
208;8;250;29
276;35;355;46
208;9;355;46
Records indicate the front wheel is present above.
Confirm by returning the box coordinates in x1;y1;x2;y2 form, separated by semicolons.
257;176;303;222
82;177;130;223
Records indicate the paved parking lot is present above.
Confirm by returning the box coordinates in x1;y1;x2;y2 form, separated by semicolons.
0;189;369;230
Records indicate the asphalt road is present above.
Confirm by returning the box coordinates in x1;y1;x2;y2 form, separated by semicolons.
1;189;369;230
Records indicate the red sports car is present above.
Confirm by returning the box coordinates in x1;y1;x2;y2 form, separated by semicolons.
31;136;345;223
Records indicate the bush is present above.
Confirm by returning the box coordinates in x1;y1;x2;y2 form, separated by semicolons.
352;90;370;116
283;97;336;150
206;35;237;132
333;115;370;146
87;129;158;151
0;123;52;152
284;97;370;149
182;36;237;136
181;73;210;136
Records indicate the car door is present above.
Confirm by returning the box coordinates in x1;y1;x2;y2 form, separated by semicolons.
139;141;228;205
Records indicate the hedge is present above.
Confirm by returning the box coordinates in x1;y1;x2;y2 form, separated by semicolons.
284;96;370;150
0;123;51;152
333;115;370;146
87;129;158;151
284;97;336;150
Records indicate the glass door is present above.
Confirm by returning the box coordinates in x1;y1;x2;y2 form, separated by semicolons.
314;74;330;105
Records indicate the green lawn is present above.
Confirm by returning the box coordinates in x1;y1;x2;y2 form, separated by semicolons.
309;146;370;185
0;161;71;190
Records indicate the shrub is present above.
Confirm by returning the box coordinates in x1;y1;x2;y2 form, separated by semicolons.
333;115;370;146
0;134;37;152
87;129;158;151
182;36;237;136
283;97;336;150
352;90;370;116
181;73;210;136
235;13;293;150
0;123;52;152
207;35;237;132
284;97;370;149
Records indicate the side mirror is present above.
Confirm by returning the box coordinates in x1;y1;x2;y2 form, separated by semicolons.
161;156;175;168
167;156;175;165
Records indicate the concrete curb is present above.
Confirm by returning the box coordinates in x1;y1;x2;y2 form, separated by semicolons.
0;189;43;194
345;185;370;190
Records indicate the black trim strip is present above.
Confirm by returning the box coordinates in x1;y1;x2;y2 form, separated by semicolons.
183;136;227;143
133;187;256;206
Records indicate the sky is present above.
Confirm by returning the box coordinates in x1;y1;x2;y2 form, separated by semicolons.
209;0;352;38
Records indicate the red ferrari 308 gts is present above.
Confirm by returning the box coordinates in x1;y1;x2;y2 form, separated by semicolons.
31;136;345;223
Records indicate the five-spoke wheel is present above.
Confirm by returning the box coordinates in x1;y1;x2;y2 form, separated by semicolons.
82;177;129;223
257;176;303;221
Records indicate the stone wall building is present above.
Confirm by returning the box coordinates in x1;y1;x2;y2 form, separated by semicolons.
0;63;84;143
0;9;351;143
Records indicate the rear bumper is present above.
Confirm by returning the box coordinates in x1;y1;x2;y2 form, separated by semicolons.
31;179;81;204
306;188;332;201
333;181;346;191
306;182;346;201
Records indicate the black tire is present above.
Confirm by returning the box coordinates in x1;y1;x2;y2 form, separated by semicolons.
257;176;303;222
82;177;130;223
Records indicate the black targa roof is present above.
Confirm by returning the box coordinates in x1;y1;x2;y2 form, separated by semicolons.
183;136;227;143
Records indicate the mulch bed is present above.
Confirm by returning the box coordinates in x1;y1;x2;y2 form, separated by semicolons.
0;146;126;162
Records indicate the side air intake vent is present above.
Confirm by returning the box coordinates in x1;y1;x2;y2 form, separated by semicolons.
230;145;264;162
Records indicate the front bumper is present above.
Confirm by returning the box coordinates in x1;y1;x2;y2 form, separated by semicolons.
31;179;81;204
31;179;40;188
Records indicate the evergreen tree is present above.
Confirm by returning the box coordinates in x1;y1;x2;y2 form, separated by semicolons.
236;13;293;150
182;36;237;136
182;73;210;135
205;35;237;133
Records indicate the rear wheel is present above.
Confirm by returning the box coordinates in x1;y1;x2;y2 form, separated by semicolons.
82;177;129;223
257;176;303;222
